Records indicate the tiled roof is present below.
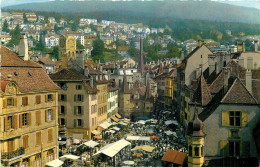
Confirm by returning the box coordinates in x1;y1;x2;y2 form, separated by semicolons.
85;60;97;68
191;75;212;106
86;65;103;75
161;149;187;165
38;57;55;66
209;72;224;94
83;80;98;94
45;33;59;38
0;46;59;92
50;68;88;81
221;78;257;104
108;86;118;92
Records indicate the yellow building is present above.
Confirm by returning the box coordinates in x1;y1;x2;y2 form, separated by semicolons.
164;70;177;108
50;68;98;140
58;35;76;69
96;80;109;124
0;47;60;166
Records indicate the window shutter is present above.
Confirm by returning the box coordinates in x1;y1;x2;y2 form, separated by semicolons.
28;113;31;126
64;95;67;101
220;140;229;157
52;108;55;121
74;106;77;115
222;111;229;126
81;106;84;115
14;98;17;106
58;95;61;101
36;111;41;125
22;97;26;105
45;110;48;122
19;114;23;128
241;141;250;157
4;116;8;131
3;99;7;108
14;115;18;129
242;111;248;127
74;119;76;128
36;132;41;145
36;95;41;104
51;94;54;101
45;95;48;102
74;95;76;102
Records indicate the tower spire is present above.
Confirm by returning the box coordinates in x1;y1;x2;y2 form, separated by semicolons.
138;37;144;75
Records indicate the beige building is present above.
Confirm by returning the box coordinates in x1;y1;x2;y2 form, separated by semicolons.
96;80;109;124
0;46;60;166
50;68;98;140
58;35;76;69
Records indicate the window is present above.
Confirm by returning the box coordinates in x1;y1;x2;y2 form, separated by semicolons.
36;95;41;104
74;94;84;102
7;98;14;106
22;96;28;106
7;139;14;152
229;111;241;126
77;106;82;115
76;85;82;90
36;132;41;146
60;106;65;114
47;94;53;101
92;118;94;126
60;118;65;126
23;135;29;149
47;109;52;122
60;94;66;101
229;141;240;157
48;128;53;142
74;106;83;115
77;119;82;127
8;116;14;130
194;147;199;156
22;113;29;126
189;145;192;156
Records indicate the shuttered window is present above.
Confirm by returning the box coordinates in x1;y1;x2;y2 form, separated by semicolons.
7;140;14;152
23;135;29;149
48;128;53;142
20;113;31;127
36;95;41;104
36;132;41;146
36;111;41;125
22;97;28;106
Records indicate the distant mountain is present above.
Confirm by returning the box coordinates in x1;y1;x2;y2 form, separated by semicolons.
4;0;260;24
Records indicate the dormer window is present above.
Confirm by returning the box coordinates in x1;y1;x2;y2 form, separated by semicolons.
28;72;32;76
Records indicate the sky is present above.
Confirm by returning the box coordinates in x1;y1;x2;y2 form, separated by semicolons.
1;0;260;9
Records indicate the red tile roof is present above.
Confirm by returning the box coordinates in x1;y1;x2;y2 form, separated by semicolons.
38;57;55;66
161;149;187;165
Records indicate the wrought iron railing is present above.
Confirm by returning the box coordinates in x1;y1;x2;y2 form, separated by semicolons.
1;147;25;160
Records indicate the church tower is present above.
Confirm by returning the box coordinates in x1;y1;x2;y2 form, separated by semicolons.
119;71;132;118
187;111;205;167
137;37;144;75
59;35;76;69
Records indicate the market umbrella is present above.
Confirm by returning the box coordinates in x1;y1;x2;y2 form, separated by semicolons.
147;131;154;134
150;136;159;140
93;136;102;140
132;153;143;157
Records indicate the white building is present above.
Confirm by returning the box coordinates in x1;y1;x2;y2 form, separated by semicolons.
44;34;59;48
107;87;119;119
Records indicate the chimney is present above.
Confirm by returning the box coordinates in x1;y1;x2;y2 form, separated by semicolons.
246;69;252;94
223;67;231;94
197;39;204;47
100;65;103;72
226;42;230;54
254;40;258;52
180;51;184;61
18;34;29;60
208;54;216;75
90;77;94;88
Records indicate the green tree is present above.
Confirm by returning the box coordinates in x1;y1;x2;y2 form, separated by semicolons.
36;35;46;51
7;25;21;47
91;39;105;61
76;39;85;50
2;19;9;33
128;47;139;61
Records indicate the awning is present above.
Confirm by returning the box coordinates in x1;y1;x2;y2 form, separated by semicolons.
106;130;115;134
161;149;187;165
83;140;99;148
135;120;146;125
151;136;159;140
137;116;150;120
126;135;150;141
60;154;80;160
93;136;102;140
112;117;119;122
73;139;80;144
94;139;131;157
99;121;112;130
131;145;155;153
92;130;101;136
118;122;127;126
115;113;121;119
112;127;120;131
45;159;64;167
165;130;177;137
165;120;178;126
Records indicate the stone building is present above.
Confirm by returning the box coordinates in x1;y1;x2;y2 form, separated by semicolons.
0;46;60;166
58;35;76;69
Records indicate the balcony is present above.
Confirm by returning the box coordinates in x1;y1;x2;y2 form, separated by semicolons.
1;147;25;162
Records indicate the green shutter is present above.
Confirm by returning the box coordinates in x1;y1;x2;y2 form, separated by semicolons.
220;140;229;157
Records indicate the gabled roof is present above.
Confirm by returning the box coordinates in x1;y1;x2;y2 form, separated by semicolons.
191;74;212;106
50;68;88;81
209;72;223;94
221;78;257;104
38;57;55;66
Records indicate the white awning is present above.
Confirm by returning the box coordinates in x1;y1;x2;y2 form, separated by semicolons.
83;140;99;148
164;130;177;137
45;159;64;167
92;130;101;136
94;139;131;157
112;127;120;131
126;135;150;141
165;120;178;126
60;154;80;160
135;120;146;125
99;121;112;130
105;130;115;134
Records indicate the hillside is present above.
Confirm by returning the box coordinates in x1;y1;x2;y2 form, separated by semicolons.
4;0;260;24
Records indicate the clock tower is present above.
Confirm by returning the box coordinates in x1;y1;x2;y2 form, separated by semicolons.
59;35;76;69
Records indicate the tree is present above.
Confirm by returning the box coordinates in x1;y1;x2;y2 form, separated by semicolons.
7;25;21;47
2;19;9;33
76;39;85;50
128;47;139;61
36;35;46;51
91;39;105;61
